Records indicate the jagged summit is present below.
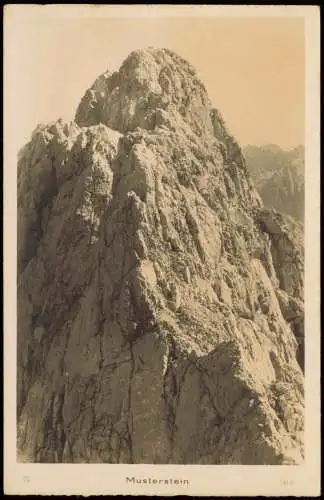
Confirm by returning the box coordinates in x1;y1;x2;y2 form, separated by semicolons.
74;47;260;212
75;47;214;137
17;48;304;464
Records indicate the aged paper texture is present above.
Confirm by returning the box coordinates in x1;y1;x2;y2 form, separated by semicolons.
4;4;320;496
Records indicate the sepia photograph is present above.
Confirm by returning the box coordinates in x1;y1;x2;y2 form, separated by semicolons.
4;5;320;496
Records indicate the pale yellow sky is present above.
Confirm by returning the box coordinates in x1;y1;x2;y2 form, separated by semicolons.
5;9;305;152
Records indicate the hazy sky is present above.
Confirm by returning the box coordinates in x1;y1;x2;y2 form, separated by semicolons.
6;8;305;152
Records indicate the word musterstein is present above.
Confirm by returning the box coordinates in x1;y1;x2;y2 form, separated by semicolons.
126;476;189;486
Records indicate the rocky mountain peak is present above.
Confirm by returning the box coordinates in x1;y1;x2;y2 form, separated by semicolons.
17;48;304;464
75;48;261;217
75;47;213;137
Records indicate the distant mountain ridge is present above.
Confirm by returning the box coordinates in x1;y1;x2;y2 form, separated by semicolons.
244;144;304;222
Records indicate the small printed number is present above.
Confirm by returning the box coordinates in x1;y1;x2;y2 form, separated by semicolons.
23;476;30;483
281;479;293;487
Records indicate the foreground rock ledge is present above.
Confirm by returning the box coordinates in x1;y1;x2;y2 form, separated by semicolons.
17;48;304;464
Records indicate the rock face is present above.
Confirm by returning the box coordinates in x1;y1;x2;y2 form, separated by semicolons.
17;48;304;464
244;144;305;222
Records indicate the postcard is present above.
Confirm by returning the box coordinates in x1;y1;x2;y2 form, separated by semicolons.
3;5;320;496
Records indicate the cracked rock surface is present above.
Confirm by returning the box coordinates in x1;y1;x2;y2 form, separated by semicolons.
17;47;304;464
